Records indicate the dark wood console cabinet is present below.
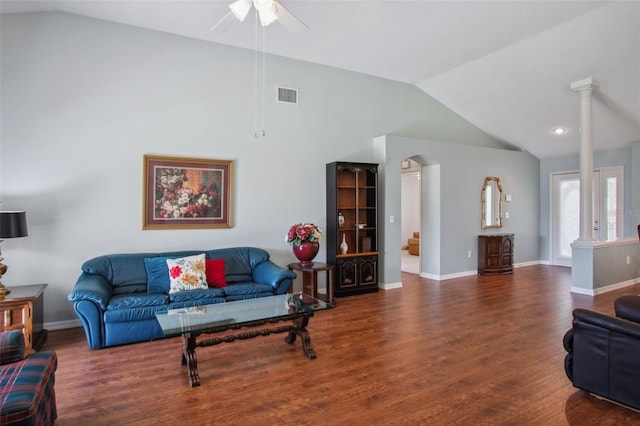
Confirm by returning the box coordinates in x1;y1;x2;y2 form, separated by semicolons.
478;234;514;275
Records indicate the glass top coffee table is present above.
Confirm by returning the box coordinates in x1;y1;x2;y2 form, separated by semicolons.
155;293;334;387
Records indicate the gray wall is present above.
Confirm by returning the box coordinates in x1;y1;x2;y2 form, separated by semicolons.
572;241;640;292
633;142;640;227
423;164;441;276
0;12;511;325
375;135;540;285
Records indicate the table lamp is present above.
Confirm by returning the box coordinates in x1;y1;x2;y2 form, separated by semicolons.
0;211;28;299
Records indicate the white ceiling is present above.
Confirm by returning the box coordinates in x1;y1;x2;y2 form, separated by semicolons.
1;0;639;158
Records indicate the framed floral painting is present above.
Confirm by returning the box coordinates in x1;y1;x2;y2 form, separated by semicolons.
143;155;233;229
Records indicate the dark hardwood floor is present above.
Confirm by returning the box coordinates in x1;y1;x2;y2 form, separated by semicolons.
45;265;640;425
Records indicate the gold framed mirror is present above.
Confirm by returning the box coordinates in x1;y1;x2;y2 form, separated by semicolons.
481;177;503;229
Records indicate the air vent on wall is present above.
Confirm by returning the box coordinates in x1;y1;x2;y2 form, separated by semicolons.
277;86;298;104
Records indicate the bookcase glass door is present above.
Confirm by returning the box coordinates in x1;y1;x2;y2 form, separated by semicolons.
327;162;378;296
335;165;377;255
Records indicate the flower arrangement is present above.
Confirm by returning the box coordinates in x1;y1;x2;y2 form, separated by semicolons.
154;168;220;219
285;223;323;247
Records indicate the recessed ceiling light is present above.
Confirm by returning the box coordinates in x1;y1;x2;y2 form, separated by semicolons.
552;127;567;135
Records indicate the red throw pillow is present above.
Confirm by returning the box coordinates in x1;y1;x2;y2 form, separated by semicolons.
206;259;228;288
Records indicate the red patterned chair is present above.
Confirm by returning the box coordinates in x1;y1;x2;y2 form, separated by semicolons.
0;331;57;425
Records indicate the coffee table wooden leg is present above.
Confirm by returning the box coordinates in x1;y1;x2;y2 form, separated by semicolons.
284;315;316;359
182;333;200;387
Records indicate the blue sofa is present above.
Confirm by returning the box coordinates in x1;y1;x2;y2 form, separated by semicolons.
0;331;57;426
68;247;296;349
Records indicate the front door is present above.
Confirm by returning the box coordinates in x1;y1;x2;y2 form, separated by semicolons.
551;171;600;267
550;167;623;267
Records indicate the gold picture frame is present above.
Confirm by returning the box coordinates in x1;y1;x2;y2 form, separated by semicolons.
143;154;233;230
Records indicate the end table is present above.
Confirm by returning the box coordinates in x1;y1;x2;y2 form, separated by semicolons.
0;284;48;355
287;262;335;305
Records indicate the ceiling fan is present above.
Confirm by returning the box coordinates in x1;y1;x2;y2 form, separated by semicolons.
211;0;309;33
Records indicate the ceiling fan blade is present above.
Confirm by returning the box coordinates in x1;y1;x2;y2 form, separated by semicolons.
210;11;237;33
273;1;308;33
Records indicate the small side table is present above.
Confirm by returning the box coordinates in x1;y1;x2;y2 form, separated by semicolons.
287;262;335;305
0;284;48;355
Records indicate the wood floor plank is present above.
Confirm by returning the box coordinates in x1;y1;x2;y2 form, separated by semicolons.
45;266;640;425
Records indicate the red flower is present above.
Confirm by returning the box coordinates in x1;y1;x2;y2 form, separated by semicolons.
285;223;323;246
169;265;182;279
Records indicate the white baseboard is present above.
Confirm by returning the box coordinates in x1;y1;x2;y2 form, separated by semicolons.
379;281;402;290
514;260;543;268
420;272;440;280
419;260;547;281
44;319;82;331
440;270;478;281
571;277;640;296
421;270;477;281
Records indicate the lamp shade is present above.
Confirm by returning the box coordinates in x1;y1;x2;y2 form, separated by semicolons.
254;0;278;26
0;211;28;238
229;0;252;22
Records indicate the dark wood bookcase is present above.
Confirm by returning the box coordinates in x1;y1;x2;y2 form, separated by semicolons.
326;162;379;296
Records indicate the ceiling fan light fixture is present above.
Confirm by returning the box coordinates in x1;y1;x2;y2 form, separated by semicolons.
254;0;278;26
229;0;252;22
552;127;567;135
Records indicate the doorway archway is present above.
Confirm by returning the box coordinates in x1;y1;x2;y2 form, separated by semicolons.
401;158;421;274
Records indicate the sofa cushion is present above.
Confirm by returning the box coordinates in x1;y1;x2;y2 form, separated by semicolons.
167;299;226;310
168;288;226;303
83;253;157;288
104;305;168;322
208;247;268;283
206;259;228;288
167;254;207;293
225;292;274;302
222;282;275;297
107;294;169;310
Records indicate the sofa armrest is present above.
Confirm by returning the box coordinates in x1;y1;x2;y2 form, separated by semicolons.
67;272;113;310
253;261;296;294
614;295;640;323
573;308;640;339
0;331;25;365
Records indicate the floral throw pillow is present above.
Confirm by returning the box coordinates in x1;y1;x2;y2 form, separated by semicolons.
166;254;208;294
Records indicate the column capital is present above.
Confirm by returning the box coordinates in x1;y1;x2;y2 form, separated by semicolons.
571;77;597;92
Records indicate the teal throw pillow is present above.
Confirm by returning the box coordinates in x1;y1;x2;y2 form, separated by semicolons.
145;256;177;294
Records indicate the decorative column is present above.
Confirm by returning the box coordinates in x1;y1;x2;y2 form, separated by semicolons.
571;77;597;242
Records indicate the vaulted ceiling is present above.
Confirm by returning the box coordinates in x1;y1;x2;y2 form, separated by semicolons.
1;0;638;158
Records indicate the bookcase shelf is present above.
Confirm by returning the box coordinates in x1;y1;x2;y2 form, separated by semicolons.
326;162;379;296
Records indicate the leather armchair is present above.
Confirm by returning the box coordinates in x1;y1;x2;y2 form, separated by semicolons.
563;295;640;410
